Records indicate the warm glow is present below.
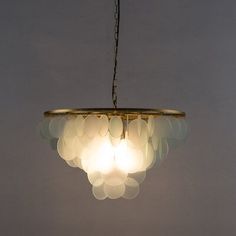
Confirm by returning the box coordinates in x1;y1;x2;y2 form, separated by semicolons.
40;114;187;200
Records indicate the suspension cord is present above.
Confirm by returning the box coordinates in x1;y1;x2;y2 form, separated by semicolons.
112;0;120;109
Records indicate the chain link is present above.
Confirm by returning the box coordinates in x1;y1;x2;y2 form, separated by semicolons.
112;0;120;109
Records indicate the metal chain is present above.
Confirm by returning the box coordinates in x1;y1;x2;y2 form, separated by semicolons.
112;0;120;109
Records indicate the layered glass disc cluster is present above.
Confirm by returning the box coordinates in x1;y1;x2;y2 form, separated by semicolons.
40;109;187;200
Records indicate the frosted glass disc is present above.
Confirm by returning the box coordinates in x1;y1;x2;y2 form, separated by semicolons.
93;178;104;187
129;171;146;184
73;157;83;169
109;116;123;138
167;117;187;140
92;184;107;200
57;137;77;161
104;183;125;199
167;138;182;149
39;118;53;140
142;143;155;170
109;135;121;147
154;116;171;138
168;117;180;139
128;119;148;148
78;134;92;146
151;134;159;151
123;177;140;199
84;115;100;138
75;115;84;137
177;118;188;140
63;118;77;139
158;138;169;160
57;137;65;158
103;169;127;186
73;137;84;158
88;171;103;186
49;138;58;150
49;116;66;138
147;116;155;137
66;159;78;168
147;150;157;170
99;115;109;137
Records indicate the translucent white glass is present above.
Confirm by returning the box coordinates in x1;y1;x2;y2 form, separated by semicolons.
123;177;140;199
128;119;148;148
63;118;77;139
39;118;53;140
109;116;123;138
129;171;146;184
66;159;78;168
57;137;77;161
49;116;66;138
84;115;100;138
147;115;155;136
104;183;125;199
88;171;103;186
75;115;84;137
41;113;187;200
92;183;107;200
99;115;109;137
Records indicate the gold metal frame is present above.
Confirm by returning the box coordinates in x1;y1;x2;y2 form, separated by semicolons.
44;108;186;119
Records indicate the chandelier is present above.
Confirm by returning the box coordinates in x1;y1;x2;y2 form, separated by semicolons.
39;0;187;200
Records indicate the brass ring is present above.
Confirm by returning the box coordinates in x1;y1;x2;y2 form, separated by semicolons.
44;108;186;119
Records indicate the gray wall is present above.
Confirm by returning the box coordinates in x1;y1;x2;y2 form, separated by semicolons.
1;0;236;235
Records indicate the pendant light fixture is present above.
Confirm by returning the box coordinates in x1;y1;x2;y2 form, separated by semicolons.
39;0;187;200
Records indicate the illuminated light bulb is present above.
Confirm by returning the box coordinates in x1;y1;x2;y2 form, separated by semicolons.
104;183;125;199
92;139;115;174
81;136;115;174
123;177;140;199
109;116;123;138
115;139;143;173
